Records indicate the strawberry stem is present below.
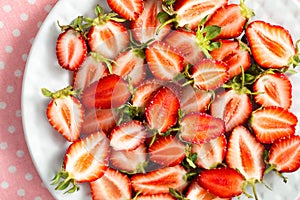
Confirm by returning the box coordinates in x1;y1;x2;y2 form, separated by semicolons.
41;86;80;99
90;52;116;74
240;0;255;20
51;170;79;193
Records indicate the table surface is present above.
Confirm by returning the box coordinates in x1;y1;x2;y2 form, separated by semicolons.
1;0;300;200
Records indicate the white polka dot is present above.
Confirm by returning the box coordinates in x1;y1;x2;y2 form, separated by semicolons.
8;126;16;134
16;150;24;157
5;46;13;53
6;85;14;93
20;13;28;21
15;69;22;77
17;189;25;197
12;29;21;37
28;0;36;4
0;21;3;29
22;54;28;61
34;196;42;200
45;5;52;12
0;142;8;150
25;173;33;181
0;61;4;69
8;165;16;173
0;102;7;109
3;5;12;12
16;110;22;117
1;181;9;189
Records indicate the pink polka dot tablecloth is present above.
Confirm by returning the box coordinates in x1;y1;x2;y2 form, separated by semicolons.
0;0;57;199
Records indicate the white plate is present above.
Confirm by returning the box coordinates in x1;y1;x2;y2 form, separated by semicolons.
22;0;300;199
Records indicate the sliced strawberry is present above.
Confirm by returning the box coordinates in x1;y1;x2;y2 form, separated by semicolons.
226;126;265;181
163;30;205;65
190;59;229;91
148;135;186;167
81;74;131;109
110;120;148;151
136;193;176;200
245;20;296;68
146;41;184;81
73;54;109;90
197;168;245;198
180;112;225;144
250;106;298;143
107;0;144;21
210;89;252;132
131;165;188;195
56;28;87;71
145;87;180;133
186;180;230;200
267;135;300;173
109;143;147;173
51;131;110;193
112;49;146;86
174;0;228;30
210;39;251;79
180;85;213;115
253;72;292;109
42;87;84;142
90;168;132;200
191;134;227;169
131;0;171;43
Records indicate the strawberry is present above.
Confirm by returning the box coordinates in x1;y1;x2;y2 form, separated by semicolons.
81;74;131;109
73;54;109;91
197;167;245;198
136;193;176;200
90;167;132;200
266;135;300;173
42;86;84;142
145;41;184;81
148;135;186;167
110;120;148;151
250;106;298;144
253;72;292;109
145;87;180;133
245;20;296;69
131;0;171;44
205;1;254;39
107;0;144;21
210;89;252;132
180;85;213;115
191;134;227;169
131;165;188;195
210;39;251;79
86;6;129;60
109;144;147;173
180;112;225;144
189;59;229;91
51;131;110;193
226;126;265;181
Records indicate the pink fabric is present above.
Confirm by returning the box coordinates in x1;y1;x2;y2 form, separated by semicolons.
0;0;57;199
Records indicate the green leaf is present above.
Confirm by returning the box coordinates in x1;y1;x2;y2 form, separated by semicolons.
204;25;221;40
157;11;170;24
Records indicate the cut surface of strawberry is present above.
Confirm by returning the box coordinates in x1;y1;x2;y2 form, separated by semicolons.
250;106;298;144
180;112;225;144
246;20;296;68
90;167;132;200
107;0;144;21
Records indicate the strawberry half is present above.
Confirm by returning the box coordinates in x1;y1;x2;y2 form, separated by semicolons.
136;193;176;200
197;167;245;198
56;28;87;71
253;72;292;109
148;135;186;167
107;0;144;21
180;112;225;144
81;74;131;109
245;20;296;68
226;126;265;181
110;120;148;151
90;167;132;200
51;131;109;193
42;87;84;142
210;39;251;79
250;106;298;144
191;134;227;169
146;41;184;81
190;59;229;91
267;135;300;173
145;87;180;133
131;165;188;195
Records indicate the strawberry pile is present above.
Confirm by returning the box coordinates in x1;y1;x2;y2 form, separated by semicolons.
42;0;300;199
